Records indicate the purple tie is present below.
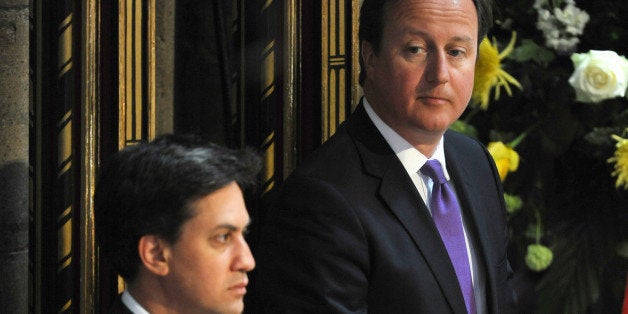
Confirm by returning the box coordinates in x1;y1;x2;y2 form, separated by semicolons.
421;159;476;314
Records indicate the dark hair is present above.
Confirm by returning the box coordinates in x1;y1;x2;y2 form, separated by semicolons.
358;0;494;85
94;134;261;282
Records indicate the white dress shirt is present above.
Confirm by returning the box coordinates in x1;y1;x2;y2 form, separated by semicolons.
363;98;487;313
121;290;150;314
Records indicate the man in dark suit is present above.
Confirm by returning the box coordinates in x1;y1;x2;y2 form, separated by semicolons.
95;134;260;313
253;0;516;312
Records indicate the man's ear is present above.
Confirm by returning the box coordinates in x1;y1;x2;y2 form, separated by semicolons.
137;235;170;277
361;40;376;75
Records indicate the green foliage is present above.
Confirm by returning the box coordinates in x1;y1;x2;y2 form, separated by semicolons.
463;0;628;311
509;39;555;67
504;193;523;215
449;120;479;138
525;244;553;272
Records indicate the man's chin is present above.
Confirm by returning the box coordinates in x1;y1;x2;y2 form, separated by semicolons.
212;300;245;314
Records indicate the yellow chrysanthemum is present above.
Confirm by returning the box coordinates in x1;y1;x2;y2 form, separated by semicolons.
472;32;523;110
487;141;520;181
608;134;628;190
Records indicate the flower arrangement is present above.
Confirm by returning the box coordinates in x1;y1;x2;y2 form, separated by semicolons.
457;0;628;311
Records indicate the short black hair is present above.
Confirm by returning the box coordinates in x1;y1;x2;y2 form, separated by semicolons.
358;0;494;85
94;134;261;282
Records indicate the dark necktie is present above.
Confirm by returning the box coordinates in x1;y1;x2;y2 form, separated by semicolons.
421;159;476;314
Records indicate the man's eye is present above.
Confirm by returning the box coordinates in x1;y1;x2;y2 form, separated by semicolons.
409;46;422;54
215;233;231;243
449;49;465;58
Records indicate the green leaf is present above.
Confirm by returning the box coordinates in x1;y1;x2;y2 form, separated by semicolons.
449;120;478;138
509;39;555;67
534;224;603;314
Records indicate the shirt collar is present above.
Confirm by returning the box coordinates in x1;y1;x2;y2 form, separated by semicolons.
362;97;450;179
121;290;151;314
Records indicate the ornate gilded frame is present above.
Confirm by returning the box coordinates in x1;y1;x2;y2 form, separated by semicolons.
79;1;100;311
321;0;361;141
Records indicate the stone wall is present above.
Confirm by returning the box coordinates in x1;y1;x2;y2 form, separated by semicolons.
0;0;30;313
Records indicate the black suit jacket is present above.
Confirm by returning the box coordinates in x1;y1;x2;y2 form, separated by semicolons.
254;103;516;313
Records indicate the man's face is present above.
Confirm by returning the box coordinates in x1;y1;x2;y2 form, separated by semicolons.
362;0;478;145
162;181;255;314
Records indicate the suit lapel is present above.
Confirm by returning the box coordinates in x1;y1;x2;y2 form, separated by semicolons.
346;104;468;313
444;133;487;240
445;132;501;313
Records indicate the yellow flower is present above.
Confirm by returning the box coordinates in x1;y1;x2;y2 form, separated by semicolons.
472;32;523;110
488;141;520;181
608;134;628;189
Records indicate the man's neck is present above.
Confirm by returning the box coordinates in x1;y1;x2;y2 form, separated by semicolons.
362;96;444;157
121;289;150;314
125;277;173;314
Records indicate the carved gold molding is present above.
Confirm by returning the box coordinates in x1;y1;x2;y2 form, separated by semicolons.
116;0;156;293
321;0;361;141
351;0;361;111
147;0;156;141
80;0;99;312
56;9;75;314
283;0;299;177
118;0;156;149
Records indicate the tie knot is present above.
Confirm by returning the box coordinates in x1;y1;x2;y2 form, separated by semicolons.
421;159;447;184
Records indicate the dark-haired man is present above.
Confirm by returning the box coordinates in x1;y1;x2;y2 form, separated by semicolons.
95;134;261;313
254;0;516;313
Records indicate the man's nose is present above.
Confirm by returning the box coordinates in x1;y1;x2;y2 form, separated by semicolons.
232;236;256;272
425;51;450;84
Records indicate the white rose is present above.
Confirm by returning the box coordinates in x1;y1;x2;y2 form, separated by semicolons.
568;50;628;103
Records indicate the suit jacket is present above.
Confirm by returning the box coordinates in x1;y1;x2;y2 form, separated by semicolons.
254;103;516;313
105;294;133;314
